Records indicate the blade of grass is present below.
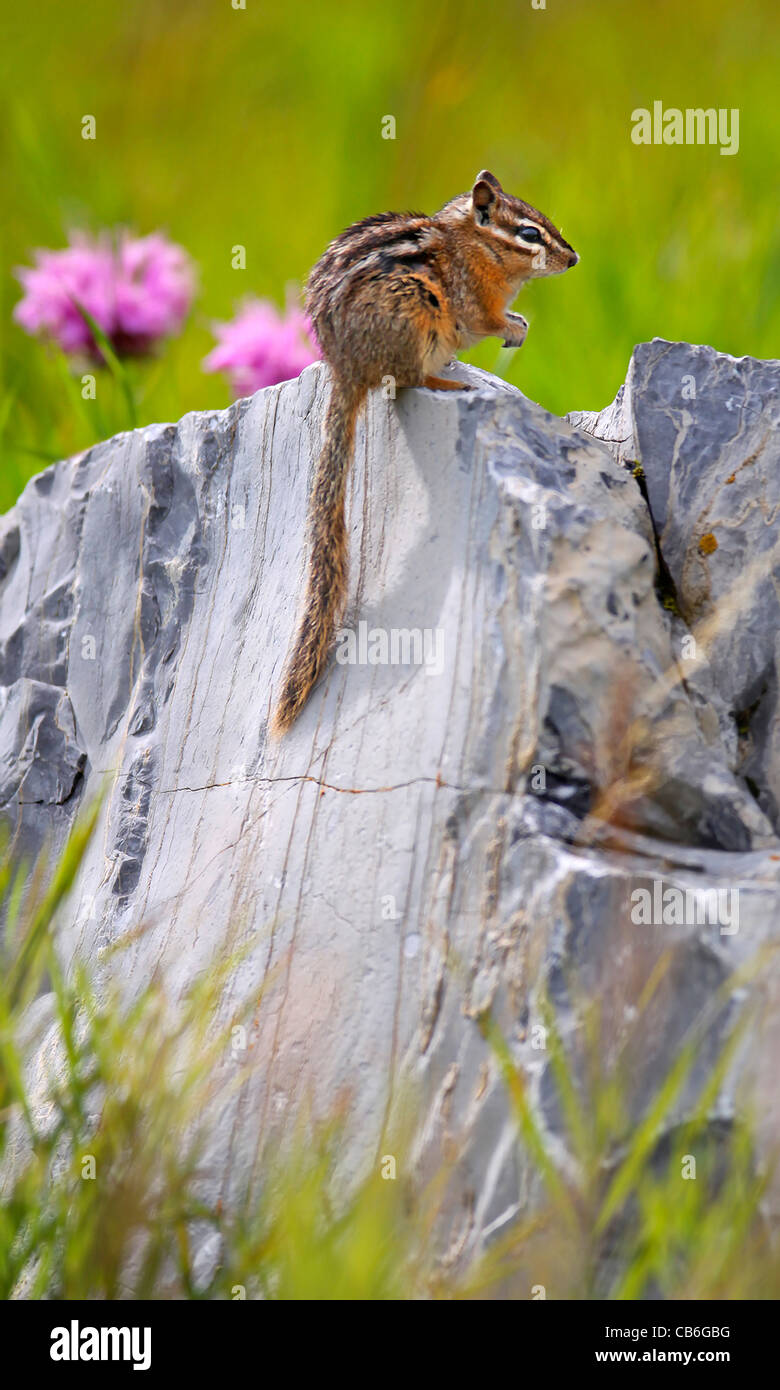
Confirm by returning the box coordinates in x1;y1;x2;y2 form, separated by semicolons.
73;304;138;429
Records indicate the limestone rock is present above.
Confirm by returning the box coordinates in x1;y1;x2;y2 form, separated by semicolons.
572;339;780;830
2;344;779;1260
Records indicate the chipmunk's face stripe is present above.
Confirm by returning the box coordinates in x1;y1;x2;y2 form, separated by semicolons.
513;222;546;247
485;222;547;244
462;189;574;255
484;217;575;267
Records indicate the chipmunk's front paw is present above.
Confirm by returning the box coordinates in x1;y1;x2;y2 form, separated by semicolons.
502;313;528;349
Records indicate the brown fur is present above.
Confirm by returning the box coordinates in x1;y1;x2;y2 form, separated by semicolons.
270;171;577;734
270;377;363;735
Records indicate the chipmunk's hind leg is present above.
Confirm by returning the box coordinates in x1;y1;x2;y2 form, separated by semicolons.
403;278;469;388
421;375;472;391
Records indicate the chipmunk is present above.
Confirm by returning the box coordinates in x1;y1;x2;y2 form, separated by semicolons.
271;170;578;735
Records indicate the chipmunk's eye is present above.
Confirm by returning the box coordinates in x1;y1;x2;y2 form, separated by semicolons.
515;224;543;244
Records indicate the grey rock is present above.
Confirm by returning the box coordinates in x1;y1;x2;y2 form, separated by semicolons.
573;339;780;830
0;678;83;807
2;347;779;1268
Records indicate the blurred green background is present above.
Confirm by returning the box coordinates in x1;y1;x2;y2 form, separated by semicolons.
1;0;778;511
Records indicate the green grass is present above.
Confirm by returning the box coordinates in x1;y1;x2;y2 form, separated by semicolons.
1;807;777;1300
1;0;778;510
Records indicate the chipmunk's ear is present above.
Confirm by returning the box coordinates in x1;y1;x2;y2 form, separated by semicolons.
472;171;502;223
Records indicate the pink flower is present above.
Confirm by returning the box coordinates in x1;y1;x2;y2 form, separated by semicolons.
203;295;321;398
13;231;195;358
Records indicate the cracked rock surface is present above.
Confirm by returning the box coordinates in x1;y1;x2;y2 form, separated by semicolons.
1;342;779;1259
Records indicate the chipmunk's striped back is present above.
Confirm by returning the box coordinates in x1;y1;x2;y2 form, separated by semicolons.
306;212;452;358
308;213;439;306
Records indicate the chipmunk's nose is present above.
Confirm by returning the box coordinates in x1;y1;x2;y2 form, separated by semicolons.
568;250;579;267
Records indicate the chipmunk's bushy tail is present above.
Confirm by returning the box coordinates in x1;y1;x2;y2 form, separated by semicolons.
271;377;364;736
